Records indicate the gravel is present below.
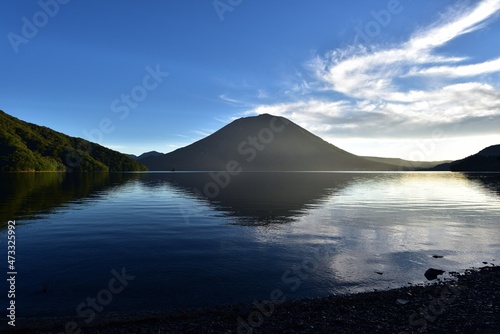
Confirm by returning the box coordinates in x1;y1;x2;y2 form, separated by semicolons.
3;265;499;334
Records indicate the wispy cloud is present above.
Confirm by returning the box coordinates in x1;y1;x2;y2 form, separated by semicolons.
242;0;500;158
193;130;212;137
314;0;500;102
219;94;248;106
408;58;500;77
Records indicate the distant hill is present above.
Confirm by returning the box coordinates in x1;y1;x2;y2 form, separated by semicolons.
127;151;163;161
126;154;138;160
139;114;402;171
362;156;451;170
0;110;147;172
433;144;500;172
137;151;163;160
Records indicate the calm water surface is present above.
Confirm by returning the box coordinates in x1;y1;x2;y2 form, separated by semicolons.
0;172;499;318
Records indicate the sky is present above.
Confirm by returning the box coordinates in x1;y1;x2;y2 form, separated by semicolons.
2;0;500;161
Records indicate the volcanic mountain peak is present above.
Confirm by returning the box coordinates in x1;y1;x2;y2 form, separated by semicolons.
139;114;398;171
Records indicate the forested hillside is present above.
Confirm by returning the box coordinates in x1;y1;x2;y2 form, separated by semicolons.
0;110;147;172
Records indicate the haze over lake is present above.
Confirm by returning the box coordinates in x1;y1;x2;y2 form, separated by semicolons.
1;172;499;318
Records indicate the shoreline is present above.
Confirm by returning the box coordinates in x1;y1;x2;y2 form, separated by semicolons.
2;265;499;333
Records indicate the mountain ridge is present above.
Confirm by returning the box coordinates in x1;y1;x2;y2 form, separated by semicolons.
362;156;452;170
4;109;497;172
0;110;147;172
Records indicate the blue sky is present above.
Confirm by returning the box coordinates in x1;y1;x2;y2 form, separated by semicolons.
2;0;500;160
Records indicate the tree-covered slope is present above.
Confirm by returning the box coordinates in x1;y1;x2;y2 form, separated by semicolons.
0;110;147;172
432;144;500;172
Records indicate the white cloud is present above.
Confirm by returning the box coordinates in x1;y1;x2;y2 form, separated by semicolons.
408;58;500;77
193;130;212;137
407;0;500;50
315;0;500;102
219;94;247;106
242;0;500;160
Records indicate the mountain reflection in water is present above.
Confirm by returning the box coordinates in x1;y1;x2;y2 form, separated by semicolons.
1;172;499;318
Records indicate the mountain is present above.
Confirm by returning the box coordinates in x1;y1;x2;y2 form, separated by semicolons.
477;145;500;157
139;114;404;171
137;151;163;160
433;144;500;171
126;154;138;160
126;151;163;161
0;110;147;172
362;156;452;170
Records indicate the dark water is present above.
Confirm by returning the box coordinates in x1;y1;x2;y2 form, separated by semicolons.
1;172;499;319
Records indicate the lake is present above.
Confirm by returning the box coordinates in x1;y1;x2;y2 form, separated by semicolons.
1;172;499;320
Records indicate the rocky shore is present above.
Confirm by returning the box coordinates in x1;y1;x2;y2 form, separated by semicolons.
3;265;499;333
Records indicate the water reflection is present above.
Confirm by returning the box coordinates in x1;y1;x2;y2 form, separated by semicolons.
462;173;500;198
139;172;500;226
242;172;500;291
1;172;500;317
141;172;376;226
0;172;141;228
3;172;500;228
138;172;371;225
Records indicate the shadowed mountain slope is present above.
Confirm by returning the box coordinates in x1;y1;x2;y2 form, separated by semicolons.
433;144;500;171
140;114;401;171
